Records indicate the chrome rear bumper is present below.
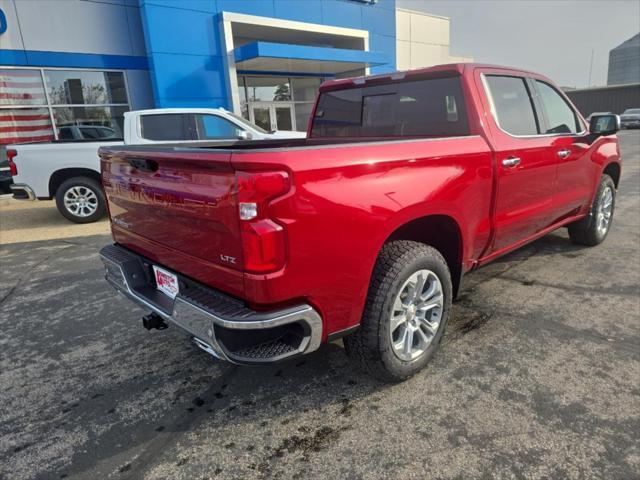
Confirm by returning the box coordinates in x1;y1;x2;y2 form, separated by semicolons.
99;244;322;364
10;183;36;200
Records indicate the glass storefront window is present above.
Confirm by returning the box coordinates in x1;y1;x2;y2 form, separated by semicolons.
45;70;128;105
245;76;291;102
0;69;47;106
1;67;130;148
294;102;315;132
292;78;321;102
0;108;54;145
52;105;127;139
239;75;324;131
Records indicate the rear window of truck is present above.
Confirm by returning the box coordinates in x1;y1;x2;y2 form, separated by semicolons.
310;76;469;138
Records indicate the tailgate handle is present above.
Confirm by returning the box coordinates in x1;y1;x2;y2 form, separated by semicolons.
128;158;159;172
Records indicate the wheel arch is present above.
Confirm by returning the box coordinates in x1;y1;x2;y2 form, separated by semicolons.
603;161;621;188
49;168;102;197
384;214;464;297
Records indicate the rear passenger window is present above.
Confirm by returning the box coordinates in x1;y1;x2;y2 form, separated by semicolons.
140;114;188;141
311;77;469;138
535;81;580;134
485;76;539;136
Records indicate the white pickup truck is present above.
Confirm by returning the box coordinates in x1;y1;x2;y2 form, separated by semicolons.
8;108;305;223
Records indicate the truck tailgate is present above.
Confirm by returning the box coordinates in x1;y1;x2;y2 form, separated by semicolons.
100;148;245;296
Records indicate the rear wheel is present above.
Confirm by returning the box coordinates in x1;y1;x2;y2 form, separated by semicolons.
55;177;106;224
568;174;616;246
344;241;452;382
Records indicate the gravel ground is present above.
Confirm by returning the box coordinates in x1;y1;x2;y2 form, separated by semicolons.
0;131;638;480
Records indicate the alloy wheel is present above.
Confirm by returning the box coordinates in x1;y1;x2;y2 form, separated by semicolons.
389;269;444;361
596;186;613;236
63;186;99;218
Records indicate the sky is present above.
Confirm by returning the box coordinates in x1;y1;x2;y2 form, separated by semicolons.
396;0;640;88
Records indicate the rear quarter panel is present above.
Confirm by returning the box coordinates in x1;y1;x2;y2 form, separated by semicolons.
11;141;112;196
232;136;493;335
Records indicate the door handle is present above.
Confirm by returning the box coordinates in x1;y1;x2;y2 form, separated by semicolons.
557;149;571;159
502;156;521;168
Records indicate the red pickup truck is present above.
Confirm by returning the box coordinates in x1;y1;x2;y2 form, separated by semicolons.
99;64;621;382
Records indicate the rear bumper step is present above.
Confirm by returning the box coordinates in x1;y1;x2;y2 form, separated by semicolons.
99;244;322;364
10;183;36;201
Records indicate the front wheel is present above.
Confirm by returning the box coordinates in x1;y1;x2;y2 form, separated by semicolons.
568;174;616;246
55;177;106;224
344;241;452;382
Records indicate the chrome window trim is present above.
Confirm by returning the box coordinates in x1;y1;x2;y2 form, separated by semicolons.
480;73;587;140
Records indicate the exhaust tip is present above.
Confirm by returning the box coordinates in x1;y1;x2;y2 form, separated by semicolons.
143;312;168;331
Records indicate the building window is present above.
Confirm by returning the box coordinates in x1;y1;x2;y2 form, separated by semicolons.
238;75;323;132
0;67;131;149
0;69;54;144
44;69;129;138
245;76;291;102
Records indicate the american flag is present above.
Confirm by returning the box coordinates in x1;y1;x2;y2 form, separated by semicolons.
0;69;55;144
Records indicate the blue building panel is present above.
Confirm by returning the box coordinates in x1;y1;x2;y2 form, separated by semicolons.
156;96;229;108
0;49;148;70
371;35;395;73
139;0;217;13
0;49;29;66
150;52;229;103
141;4;222;56
234;41;390;67
217;0;275;17
273;0;324;23
320;0;364;29
362;4;395;37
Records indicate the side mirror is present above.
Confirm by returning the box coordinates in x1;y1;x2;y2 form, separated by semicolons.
589;114;620;136
236;129;251;140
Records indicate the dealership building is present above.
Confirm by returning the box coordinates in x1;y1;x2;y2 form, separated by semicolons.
0;0;471;145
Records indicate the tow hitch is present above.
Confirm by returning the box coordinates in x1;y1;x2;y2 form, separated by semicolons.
143;312;168;331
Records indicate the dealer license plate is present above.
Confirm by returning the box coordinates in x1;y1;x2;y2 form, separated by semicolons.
153;265;179;299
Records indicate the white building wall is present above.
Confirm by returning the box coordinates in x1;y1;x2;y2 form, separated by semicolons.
1;0;146;56
395;8;472;71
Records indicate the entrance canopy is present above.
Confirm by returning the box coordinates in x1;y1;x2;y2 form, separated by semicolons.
234;42;390;76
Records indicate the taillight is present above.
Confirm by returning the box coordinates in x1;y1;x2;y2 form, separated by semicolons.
236;171;290;273
6;149;17;176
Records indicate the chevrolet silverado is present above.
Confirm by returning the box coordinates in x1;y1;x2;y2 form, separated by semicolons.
98;64;622;382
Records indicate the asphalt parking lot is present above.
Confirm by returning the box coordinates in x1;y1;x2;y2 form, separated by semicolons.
1;131;639;480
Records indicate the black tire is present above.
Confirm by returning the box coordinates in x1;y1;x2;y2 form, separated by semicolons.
568;174;616;246
55;177;106;224
344;241;453;382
